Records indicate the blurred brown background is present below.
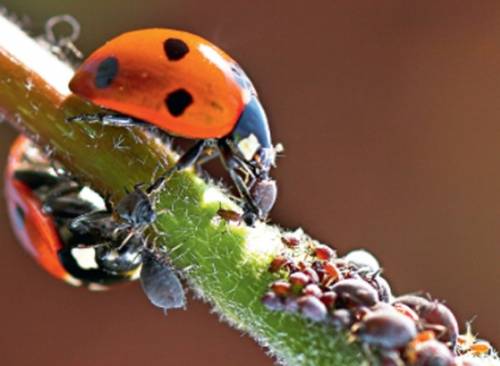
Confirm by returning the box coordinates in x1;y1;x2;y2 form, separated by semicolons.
0;1;499;365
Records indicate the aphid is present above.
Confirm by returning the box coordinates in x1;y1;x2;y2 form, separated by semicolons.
331;279;379;308
281;235;300;248
298;295;328;322
331;309;353;330
268;256;288;273
139;251;185;312
68;28;279;223
271;280;291;297
314;244;335;261
289;272;310;290
394;295;458;345
406;340;455;366
216;206;242;223
319;291;337;309
303;283;323;298
262;291;284;311
352;310;417;350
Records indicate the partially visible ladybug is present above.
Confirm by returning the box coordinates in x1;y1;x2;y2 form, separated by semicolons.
5;136;186;311
4;135;143;289
68;28;278;224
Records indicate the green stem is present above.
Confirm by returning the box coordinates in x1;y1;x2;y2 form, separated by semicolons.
0;14;363;366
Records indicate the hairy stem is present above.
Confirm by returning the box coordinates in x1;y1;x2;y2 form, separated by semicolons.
0;14;364;366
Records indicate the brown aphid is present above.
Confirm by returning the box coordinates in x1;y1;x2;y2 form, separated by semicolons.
269;256;288;273
216;207;242;222
353;310;417;350
303;283;323;298
271;281;291;297
322;262;342;286
320;291;337;309
282;235;300;248
314;244;335;261
289;272;310;289
331;278;379;307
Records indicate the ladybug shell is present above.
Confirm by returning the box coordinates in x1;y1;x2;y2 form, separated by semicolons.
5;137;75;284
70;28;254;139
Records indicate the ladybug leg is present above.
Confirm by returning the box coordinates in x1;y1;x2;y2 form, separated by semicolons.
146;139;216;194
67;113;148;128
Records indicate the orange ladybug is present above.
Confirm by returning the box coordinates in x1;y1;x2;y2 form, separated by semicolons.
68;28;277;224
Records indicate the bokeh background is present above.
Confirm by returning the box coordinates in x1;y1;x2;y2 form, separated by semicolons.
0;1;499;365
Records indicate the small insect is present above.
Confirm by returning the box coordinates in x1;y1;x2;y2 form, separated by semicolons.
331;278;379;308
216;206;242;223
406;339;455;366
4;136;141;288
68;28;279;225
352;309;418;350
393;295;459;346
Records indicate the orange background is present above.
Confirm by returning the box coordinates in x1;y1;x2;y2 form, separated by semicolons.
0;1;498;365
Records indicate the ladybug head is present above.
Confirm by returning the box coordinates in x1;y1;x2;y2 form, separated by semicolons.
230;95;273;173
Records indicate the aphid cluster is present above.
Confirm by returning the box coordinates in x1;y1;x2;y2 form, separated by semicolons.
262;233;494;365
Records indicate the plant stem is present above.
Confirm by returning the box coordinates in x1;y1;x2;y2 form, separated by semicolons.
0;14;364;366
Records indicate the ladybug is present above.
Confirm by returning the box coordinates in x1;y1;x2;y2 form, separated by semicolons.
68;28;278;225
4;135;144;289
5;136;186;310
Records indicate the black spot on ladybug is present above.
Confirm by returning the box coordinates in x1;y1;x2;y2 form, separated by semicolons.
164;38;189;61
95;57;119;89
165;89;193;116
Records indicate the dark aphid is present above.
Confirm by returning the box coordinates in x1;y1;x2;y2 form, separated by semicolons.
302;268;320;284
331;309;353;331
379;350;404;366
140;252;186;312
283;297;299;313
262;291;284;311
363;273;392;302
319;291;337;309
331;278;379;308
421;303;459;345
393;303;420;323
407;340;455;366
298;295;328;322
394;295;458;345
249;177;277;219
353;310;417;350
